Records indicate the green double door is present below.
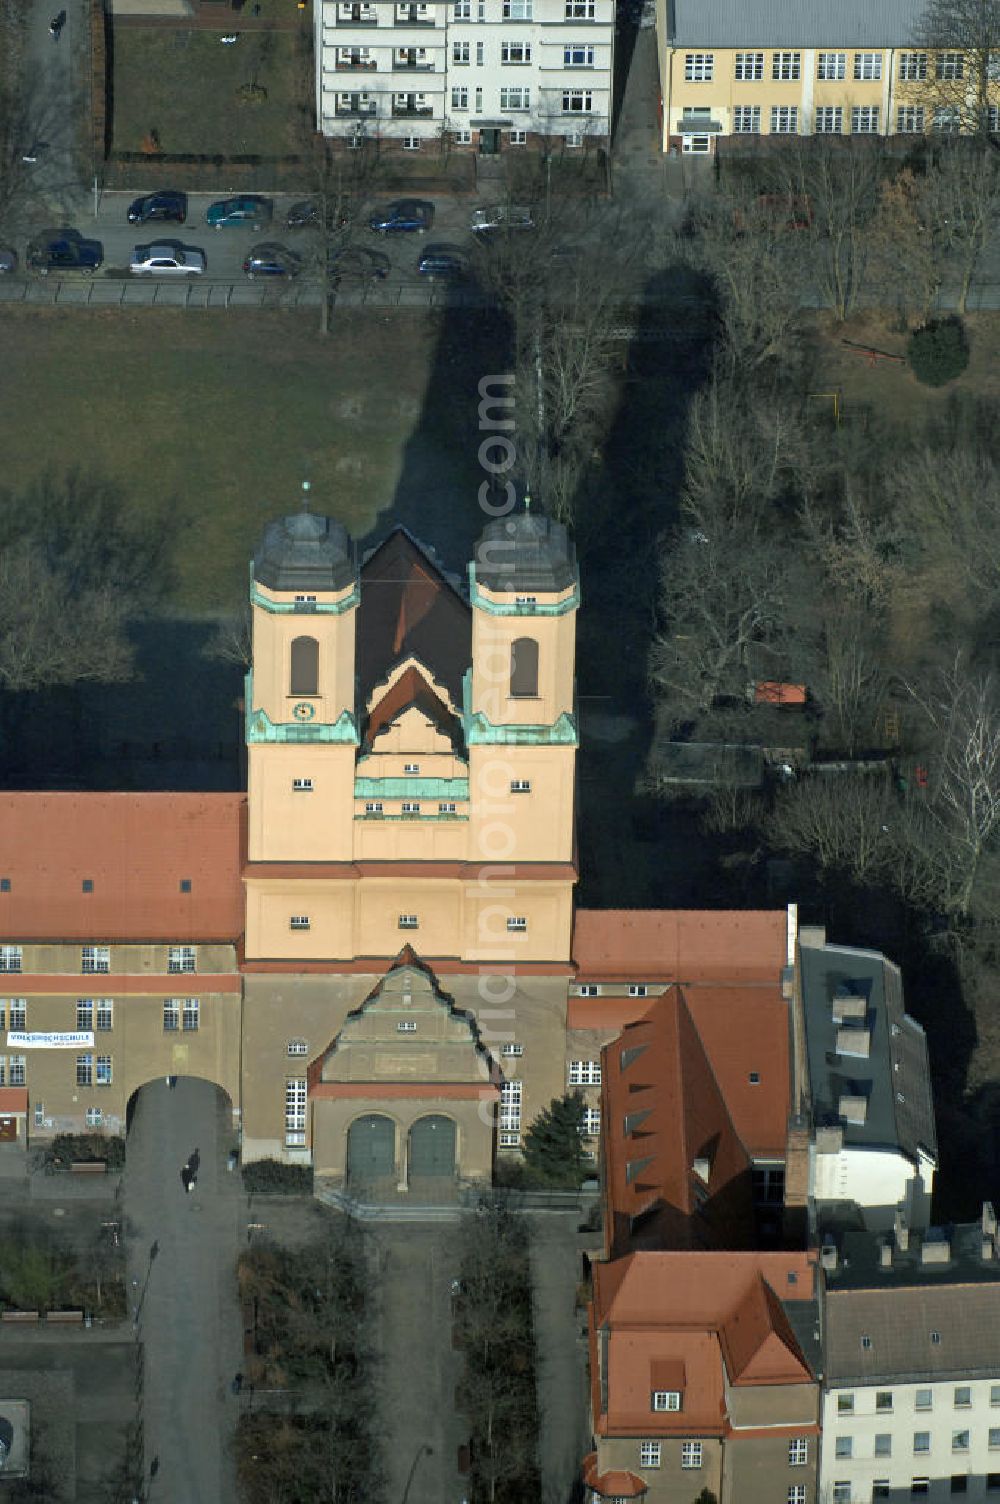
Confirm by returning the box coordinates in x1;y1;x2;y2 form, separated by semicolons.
408;1115;456;1177
347;1114;395;1184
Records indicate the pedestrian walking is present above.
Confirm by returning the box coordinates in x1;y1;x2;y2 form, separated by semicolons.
49;10;65;37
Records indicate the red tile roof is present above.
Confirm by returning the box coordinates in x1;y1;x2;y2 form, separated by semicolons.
0;793;244;942
754;681;807;706
582;1456;647;1498
590;1251;817;1438
600;987;755;1257
683;986;790;1157
366;663;460;745
573;909;786;983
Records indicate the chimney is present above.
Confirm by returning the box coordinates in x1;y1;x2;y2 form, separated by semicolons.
983;1202;998;1239
878;1239;893;1269
839;1094;868;1125
820;1243;838;1272
921;1237;951;1264
894;1209;909;1252
837;1026;871;1058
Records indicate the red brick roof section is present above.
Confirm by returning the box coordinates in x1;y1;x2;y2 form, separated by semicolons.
573;909;786;983
0;792;245;942
600;987;756;1257
366;663;460;744
590;1250;817;1438
0;1088;28;1113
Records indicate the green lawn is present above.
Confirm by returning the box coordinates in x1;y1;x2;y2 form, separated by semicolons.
0;307;490;609
111;29;305;157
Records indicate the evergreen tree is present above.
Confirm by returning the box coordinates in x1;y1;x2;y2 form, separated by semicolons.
522;1091;587;1186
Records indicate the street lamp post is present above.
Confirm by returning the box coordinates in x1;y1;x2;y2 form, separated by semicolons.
400;1443;432;1504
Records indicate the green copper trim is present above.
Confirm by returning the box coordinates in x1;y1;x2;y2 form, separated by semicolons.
354;813;470;822
468;564;580;616
355;777;470;799
461;670;578;746
249;562;359;615
245;672;360;744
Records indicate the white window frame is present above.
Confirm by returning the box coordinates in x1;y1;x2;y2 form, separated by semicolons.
287;1039;308;1057
76;1053;93;1086
499;86;530;111
568;1060;601;1085
508;129;527;143
680;1442;702;1469
401;801;421;815
96;999;113;1031
451;86;469;109
899;51;927;80
897;105;925;132
955;1387;972;1408
82;945;110;974
562;90;592;113
499;1130;520;1146
163;998;180;1032
788;1489;806;1504
628;984;647;997
815;106;843;133
652;1390;681;1412
8;998;25;1030
96;1054;113;1086
578;984;600;997
292;777;314;792
499;1079;522;1131
285;1078;307;1146
501;1042;523;1056
564;43;593;66
936;52;963;80
788;1438;808;1465
835;1437;853;1459
182;998;200;1032
734;51;763;81
684;53;713;82
453;0;470;15
580;1105;601;1136
913;1431;931;1454
506;916;527;931
397;1019;417;1032
168;946;196;974
639;1442;661;1468
454;128;471;143
733;106;760;133
915;1390;933;1411
9;1055;24;1086
364;801;384;815
501;0;532;16
772;51;801;81
0;946;22;973
438;801;457;813
402;136;421;151
501;39;531;62
453;39;469;62
564;0;593;15
510;779;531;793
817;51;845;80
852;105;879;133
770;105;799;133
953;1430;971;1452
398;914;419;929
33;1101;43;1128
290;915;311;930
854;51;882;80
85;1106;103;1128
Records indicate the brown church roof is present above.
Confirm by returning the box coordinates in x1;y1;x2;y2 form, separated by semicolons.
358;528;470;713
0;793;244;942
367;663;461;747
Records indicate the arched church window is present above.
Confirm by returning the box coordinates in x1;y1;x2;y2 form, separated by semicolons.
510;636;538;698
290;635;319;696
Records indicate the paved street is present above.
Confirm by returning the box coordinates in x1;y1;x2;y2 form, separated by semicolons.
529;1212;592;1504
123;1077;244;1504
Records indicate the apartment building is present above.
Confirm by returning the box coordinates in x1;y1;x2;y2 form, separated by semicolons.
586;1249;822;1504
791;930;937;1238
820;1209;1000;1504
315;0;613;152
657;0;996;153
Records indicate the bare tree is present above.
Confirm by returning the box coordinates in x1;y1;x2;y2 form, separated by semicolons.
770;772;895;882
915;0;1000;138
926;144;1000;312
766;139;881;321
868;166;947;320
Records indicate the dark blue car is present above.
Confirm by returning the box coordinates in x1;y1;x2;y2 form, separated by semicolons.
127;190;187;225
27;233;103;273
368;199;434;235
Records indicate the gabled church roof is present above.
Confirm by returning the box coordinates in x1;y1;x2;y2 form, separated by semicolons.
358;528;470;713
366;662;462;750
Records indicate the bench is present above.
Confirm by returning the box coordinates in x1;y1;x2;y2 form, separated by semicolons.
46;1310;84;1324
70;1161;107;1174
2;1310;39;1322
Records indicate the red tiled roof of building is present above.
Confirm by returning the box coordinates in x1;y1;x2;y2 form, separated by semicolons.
601;986;755;1256
754;681;807;706
590;1250;817;1437
581;1455;647;1498
573;909;786;983
0;793;245;942
366;663;460;745
358;528;470;712
683;986;790;1157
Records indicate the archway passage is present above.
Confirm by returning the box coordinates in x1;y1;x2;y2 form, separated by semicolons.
347;1114;395;1185
408;1114;456;1177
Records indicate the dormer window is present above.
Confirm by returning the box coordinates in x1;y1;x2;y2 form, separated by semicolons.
652;1391;681;1412
294;594;317;612
397;1019;417;1032
628;984;648;998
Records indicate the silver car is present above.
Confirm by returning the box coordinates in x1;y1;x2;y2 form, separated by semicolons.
470;204;534;234
129;242;206;276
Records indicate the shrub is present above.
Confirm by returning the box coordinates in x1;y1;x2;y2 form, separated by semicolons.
908;317;970;387
48;1132;124;1168
241;1158;313;1195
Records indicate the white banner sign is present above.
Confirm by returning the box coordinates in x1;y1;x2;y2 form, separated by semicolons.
7;1031;94;1050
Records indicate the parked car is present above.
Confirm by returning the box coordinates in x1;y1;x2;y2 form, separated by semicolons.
416;243;467;280
129;242;206;276
286;200;319;228
369;199;434;235
328;246;390;284
0;247;17;273
469;204;534;234
26;231;103;274
206;195;273;230
242;242;302;279
127;190;187;225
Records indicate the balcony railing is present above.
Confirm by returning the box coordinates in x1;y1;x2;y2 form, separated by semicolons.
394;58;436;69
335;104;379;116
335;58;379;68
391;104;435;116
334;13;379;23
